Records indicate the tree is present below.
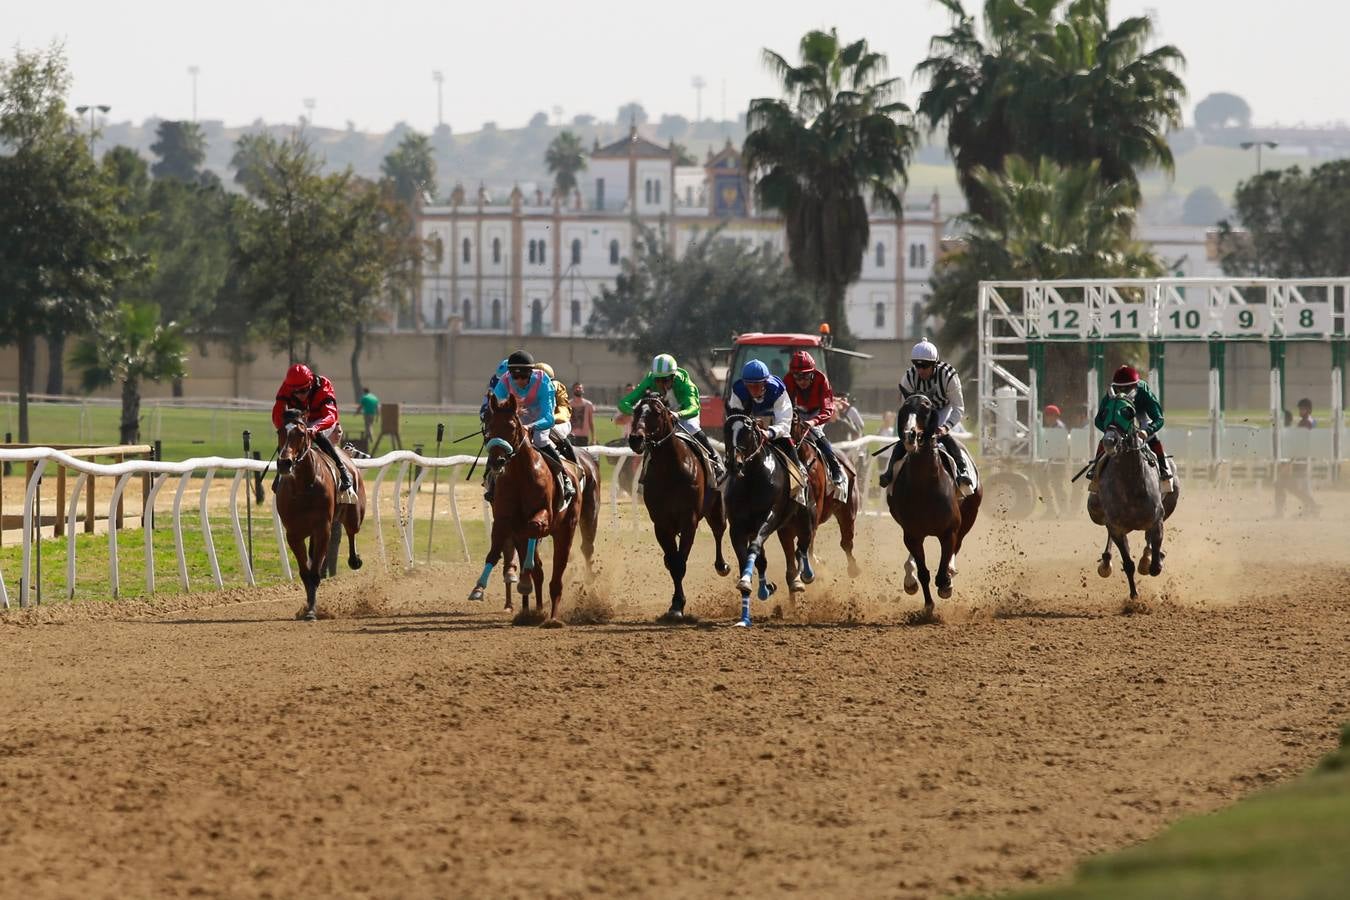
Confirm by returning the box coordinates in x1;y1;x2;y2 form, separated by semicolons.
380;130;437;207
229;131;271;195
656;114;690;141
1220;161;1350;278
149;120;206;182
917;0;1186;219
926;156;1162;394
616;102;648;126
1181;185;1228;227
71;303;186;444
743;28;917;362
571;113;596;127
527;111;550;129
1194;92;1251;130
588;226;822;388
0;45;141;438
545;130;587;197
669;141;697;166
231;134;361;362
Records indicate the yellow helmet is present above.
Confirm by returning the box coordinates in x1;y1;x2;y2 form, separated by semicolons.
535;362;556;378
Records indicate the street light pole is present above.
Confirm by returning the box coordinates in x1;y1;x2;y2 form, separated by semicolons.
432;70;444;129
1240;140;1278;176
188;65;200;121
73;104;111;157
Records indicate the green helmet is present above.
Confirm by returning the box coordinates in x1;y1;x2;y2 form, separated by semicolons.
650;354;677;377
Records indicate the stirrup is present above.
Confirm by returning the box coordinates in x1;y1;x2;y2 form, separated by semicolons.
338;484;358;505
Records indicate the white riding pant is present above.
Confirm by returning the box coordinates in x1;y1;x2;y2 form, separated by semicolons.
532;420;571;448
317;424;340;443
677;415;701;434
551;420;572;442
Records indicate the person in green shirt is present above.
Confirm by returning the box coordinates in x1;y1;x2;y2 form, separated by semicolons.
358;386;380;441
618;353;724;481
1089;365;1174;493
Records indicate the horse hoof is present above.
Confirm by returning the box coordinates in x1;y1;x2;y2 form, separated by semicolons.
758;581;777;601
348;556;363;571
715;562;731;577
657;609;694;624
303;609;317;622
1097;561;1112;578
1150;562;1163;577
469;586;485;602
789;579;806;594
903;575;919;595
540;618;565;630
732;619;751;628
937;585;953;600
847;560;862;578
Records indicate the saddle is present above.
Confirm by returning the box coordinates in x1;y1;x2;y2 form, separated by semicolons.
540;453;585;515
768;444;811;510
888;445;979;497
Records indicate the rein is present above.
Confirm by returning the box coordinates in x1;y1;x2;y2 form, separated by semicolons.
727;414;767;465
633;396;678;453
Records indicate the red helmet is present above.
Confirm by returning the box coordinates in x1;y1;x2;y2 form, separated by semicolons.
1111;365;1140;387
1043;404;1061;417
283;363;315;393
789;350;817;374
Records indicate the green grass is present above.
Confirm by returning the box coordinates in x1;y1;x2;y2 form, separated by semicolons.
0;509;490;605
1011;727;1350;899
0;401;627;463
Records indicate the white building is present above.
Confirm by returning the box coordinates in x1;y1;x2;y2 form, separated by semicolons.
415;128;945;341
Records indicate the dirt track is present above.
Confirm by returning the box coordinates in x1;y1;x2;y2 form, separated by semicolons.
1;489;1348;899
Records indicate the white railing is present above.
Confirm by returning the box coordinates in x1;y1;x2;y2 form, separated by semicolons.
0;434;900;610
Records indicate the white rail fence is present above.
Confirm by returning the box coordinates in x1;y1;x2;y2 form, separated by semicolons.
0;435;897;610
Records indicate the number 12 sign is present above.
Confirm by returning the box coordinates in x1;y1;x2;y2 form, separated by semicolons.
1038;304;1087;337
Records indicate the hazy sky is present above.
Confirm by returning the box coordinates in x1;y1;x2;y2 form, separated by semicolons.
9;1;1346;133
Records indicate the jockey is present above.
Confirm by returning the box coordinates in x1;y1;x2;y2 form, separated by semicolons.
726;359;805;475
535;362;578;464
618;353;725;481
879;339;975;496
271;363;357;504
491;349;574;503
785;349;845;489
1091;365;1175;493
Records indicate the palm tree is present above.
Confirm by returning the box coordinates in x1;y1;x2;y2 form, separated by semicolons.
71;303;186;444
926;155;1161;393
744;28;917;351
545;131;586;198
380;131;437;207
917;0;1185;219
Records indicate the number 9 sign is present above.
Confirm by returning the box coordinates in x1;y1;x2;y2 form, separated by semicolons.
1222;304;1269;337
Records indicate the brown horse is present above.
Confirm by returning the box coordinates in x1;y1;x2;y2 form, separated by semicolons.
275;410;367;620
791;414;862;580
885;395;981;610
629;392;730;621
468;393;598;626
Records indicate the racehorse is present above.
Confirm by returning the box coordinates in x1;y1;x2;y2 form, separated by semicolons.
468;392;599;626
723;412;816;627
1087;401;1176;600
791;414;862;578
274;409;366;621
884;394;982;610
629;393;731;621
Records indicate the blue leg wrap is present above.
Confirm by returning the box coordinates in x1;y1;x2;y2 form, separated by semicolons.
475;562;494;589
800;551;815;581
740;595;751;626
524;538;537;571
740;551;758;583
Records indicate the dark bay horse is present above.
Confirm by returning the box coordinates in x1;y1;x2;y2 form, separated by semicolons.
468;393;598;626
791;415;862;579
723;412;815;627
275;410;366;620
885;395;981;610
629;393;730;622
1088;403;1173;600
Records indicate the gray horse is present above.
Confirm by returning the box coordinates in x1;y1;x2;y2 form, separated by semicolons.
1087;406;1178;600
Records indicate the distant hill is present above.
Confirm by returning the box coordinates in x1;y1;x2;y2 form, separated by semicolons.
96;117;1350;227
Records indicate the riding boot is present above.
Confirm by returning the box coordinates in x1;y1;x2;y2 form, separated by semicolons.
315;432;357;504
817;437;844;487
692;429;726;482
537;442;575;503
879;440;903;488
942;434;975;497
557;436;578;464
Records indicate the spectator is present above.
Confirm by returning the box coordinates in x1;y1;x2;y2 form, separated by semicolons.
358;386;380;442
1297;398;1316;429
825;394;864;444
878;409;896;438
1038;404;1070;518
571;383;596;446
614;383;636;436
1043;403;1068;431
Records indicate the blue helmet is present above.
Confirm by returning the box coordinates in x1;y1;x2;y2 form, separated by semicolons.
741;359;771;383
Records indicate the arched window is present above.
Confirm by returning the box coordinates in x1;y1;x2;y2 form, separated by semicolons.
644;180;652;204
461;299;472;328
609;239;620;265
491;298;502;330
432;235;444;265
875;242;885;268
571;239;582;266
492;237;502;264
654;180;661;204
875;302;886;328
908;243;917;268
538;241;545;265
762;240;774;256
527;240;536;264
462;237;471;263
530;299;544;335
570;299;582;327
911;300;926;336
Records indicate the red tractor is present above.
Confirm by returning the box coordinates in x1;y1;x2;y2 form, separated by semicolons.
699;324;870;427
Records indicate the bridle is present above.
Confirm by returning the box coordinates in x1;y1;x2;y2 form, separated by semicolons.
900;397;938;455
277;421;313;475
484;405;528;470
630;394;677;453
726;412;766;468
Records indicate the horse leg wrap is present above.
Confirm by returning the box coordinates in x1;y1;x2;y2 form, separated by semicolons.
475;562;495;590
740;551;758;584
739;595;752;627
524;538;538;571
799;551;816;581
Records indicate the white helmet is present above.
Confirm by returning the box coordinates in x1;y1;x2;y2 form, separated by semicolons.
650;353;677;377
911;339;939;363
